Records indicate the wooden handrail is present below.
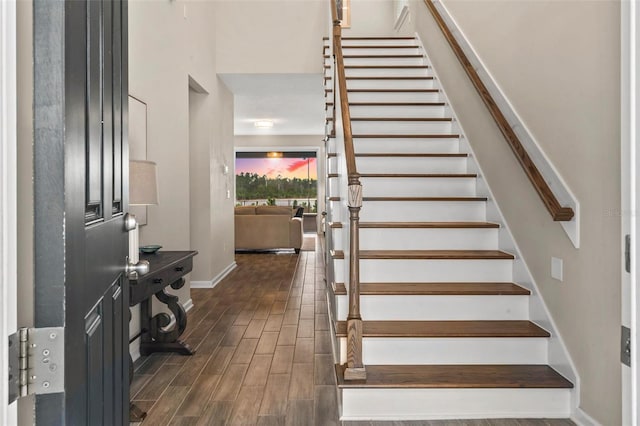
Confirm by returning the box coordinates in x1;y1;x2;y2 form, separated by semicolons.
330;0;366;381
423;0;574;222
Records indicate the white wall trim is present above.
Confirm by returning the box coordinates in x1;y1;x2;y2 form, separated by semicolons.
0;0;18;422
429;0;580;248
571;407;602;426
621;1;639;424
183;298;194;313
130;346;141;364
191;261;237;289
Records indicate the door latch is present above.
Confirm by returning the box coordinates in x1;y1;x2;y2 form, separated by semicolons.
622;325;631;367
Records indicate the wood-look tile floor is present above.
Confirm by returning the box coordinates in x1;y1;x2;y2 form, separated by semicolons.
131;236;575;426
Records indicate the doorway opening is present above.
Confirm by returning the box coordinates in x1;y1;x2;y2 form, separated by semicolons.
235;151;318;233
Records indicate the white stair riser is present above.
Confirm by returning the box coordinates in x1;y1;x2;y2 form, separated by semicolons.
359;228;497;250
338;39;418;46
333;259;344;283
347;79;436;90
328;177;341;195
348;92;441;103
340;388;572;420
360;201;486;222
350;105;446;118
354;139;460;154
351;121;452;134
358;259;512;282
360;177;476;197
327;200;344;223
356;157;467;175
338;337;547;365
340;47;421;55
345;68;431;78
336;294;528;320
328;57;425;66
329;227;342;250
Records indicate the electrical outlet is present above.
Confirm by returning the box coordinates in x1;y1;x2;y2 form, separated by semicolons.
551;257;563;281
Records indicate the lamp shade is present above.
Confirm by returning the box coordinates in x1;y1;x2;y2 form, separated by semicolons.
130;160;159;205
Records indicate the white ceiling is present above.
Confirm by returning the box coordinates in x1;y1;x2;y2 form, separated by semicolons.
219;73;326;136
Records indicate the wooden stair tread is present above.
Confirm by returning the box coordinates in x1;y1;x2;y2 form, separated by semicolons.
363;196;487;202
346;76;434;80
336;320;549;338
327;153;337;158
330;45;420;49
331;249;514;260
333;282;530;296
328;173;339;178
355;153;467;158
360;173;476;178
351;117;451;122
343;55;423;58
348;89;438;93
349;102;445;106
359;221;498;228
328;196;341;201
328;222;343;229
353;134;459;139
341;37;416;40
335;364;573;389
345;65;429;69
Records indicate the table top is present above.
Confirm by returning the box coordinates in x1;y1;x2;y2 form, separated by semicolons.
134;250;198;283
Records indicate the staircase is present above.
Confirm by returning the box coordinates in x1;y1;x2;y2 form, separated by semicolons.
323;36;575;420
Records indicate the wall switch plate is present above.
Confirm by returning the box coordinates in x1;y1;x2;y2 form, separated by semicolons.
222;165;229;175
226;189;231;199
551;257;563;281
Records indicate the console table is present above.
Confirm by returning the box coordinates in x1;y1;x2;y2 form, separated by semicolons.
129;250;198;356
128;250;198;422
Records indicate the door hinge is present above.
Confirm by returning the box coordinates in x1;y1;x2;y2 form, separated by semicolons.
622;325;631;367
8;327;64;404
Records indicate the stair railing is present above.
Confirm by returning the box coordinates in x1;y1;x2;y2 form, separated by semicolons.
329;0;366;381
422;0;574;222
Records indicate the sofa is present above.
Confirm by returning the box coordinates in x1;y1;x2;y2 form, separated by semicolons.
234;206;304;253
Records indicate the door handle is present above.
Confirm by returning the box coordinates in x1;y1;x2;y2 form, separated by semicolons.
126;257;150;277
124;212;149;277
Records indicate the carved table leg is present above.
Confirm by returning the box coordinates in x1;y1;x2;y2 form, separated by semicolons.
139;278;194;356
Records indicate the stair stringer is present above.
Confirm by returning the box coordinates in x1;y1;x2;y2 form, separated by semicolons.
414;31;581;412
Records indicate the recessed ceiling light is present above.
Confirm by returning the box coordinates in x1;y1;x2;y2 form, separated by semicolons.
254;120;274;129
267;151;283;159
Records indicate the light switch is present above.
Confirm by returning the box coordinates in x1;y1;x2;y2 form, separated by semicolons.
226;189;231;199
551;257;563;281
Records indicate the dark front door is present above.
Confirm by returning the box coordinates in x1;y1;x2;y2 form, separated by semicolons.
33;0;129;424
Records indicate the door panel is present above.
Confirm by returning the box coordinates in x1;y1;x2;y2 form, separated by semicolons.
33;0;129;424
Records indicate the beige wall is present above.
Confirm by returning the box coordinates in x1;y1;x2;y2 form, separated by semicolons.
215;1;328;74
409;1;621;423
188;79;236;283
343;0;396;35
129;0;235;342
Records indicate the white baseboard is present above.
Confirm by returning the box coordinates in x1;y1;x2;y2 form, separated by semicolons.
571;407;602;426
183;298;194;313
191;261;237;289
130;342;141;363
